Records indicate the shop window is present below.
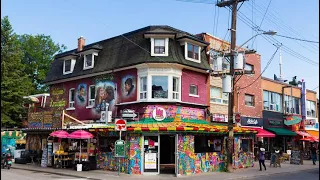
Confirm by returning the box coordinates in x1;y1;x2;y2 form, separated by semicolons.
245;94;254;106
306;100;316;117
240;139;252;152
194;135;223;153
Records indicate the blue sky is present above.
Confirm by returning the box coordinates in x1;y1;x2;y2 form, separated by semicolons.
2;0;319;96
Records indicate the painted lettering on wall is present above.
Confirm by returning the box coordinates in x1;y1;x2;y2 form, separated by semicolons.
50;86;66;107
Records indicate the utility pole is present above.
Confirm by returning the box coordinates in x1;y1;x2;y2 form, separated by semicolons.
216;0;246;172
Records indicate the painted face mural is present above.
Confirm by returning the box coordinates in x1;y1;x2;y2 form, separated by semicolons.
76;83;87;106
94;81;116;113
122;76;136;97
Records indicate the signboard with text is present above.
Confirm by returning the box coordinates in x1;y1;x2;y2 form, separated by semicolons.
241;117;263;127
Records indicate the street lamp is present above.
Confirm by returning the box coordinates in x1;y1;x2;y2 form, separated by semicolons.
236;31;277;51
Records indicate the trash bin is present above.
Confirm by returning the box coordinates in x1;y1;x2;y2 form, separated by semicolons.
77;164;82;171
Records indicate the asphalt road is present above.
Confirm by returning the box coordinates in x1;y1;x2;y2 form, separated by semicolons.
1;169;87;180
247;168;319;180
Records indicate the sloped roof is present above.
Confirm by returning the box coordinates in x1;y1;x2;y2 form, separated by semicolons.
44;25;211;84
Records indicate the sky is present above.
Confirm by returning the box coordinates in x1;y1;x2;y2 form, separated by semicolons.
2;0;319;97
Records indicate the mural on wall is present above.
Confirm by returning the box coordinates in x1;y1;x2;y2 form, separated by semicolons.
140;105;205;122
232;137;254;169
94;81;117;113
177;134;226;175
50;86;66;107
76;83;87;107
128;134;142;174
122;76;136;98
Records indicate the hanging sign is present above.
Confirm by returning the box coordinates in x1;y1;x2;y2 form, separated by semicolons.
152;107;166;121
114;140;125;157
115;119;127;131
284;115;302;126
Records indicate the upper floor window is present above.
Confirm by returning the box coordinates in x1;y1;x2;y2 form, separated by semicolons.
69;88;75;109
83;53;98;70
88;85;95;107
189;84;198;96
245;94;255;107
172;77;180;100
284;95;300;114
64;59;72;74
186;43;200;62
210;86;228;104
306;100;316;117
263;90;282;112
152;76;168;99
151;38;169;56
244;63;253;71
140;77;147;99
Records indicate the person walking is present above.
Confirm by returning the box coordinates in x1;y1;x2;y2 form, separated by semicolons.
310;144;317;165
259;147;267;171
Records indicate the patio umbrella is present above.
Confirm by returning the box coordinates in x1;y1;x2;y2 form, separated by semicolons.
50;130;69;138
68;130;93;162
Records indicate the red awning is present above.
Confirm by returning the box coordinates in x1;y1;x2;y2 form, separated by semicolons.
250;127;275;138
300;136;319;142
296;131;312;137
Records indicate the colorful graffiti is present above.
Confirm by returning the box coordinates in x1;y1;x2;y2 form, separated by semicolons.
141;105;205;121
76;83;87;106
128;134;142;174
177;134;225;175
232;137;254;169
50;86;66;107
96;152;126;172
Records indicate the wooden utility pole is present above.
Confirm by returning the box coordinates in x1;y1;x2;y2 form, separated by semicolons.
216;0;247;172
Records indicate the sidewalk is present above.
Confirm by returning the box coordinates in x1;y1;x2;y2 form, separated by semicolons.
10;160;319;180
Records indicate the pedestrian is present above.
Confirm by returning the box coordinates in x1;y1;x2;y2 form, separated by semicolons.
259;147;267;171
310;144;317;165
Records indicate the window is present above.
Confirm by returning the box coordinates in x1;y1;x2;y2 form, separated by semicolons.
306;100;316;117
172;77;179;100
69;88;75;108
245;94;254;106
186;43;200;62
244;63;253;71
210;86;228;104
151;38;169;56
189;85;198;96
64;60;71;73
154;39;165;54
194;135;223;153
284;95;300;114
83;53;97;69
140;77;147;99
152;76;168;99
240;139;252;152
263;91;282;112
88;85;95;107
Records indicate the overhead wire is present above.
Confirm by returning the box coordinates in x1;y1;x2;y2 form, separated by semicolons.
274;34;319;44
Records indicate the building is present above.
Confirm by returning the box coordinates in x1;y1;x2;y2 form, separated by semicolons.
23;26;256;175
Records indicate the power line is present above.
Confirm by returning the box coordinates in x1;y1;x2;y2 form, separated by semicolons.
312;86;319;91
274;34;319;43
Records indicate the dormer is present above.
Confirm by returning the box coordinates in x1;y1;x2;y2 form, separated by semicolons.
177;35;208;63
76;36;102;70
60;54;77;75
144;29;175;57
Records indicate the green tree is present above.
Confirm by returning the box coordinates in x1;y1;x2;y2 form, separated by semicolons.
19;34;66;94
1;16;33;127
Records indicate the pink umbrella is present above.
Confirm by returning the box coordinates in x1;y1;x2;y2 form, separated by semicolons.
68;130;94;162
50;130;69;138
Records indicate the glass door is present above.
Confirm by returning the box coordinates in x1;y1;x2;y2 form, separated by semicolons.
143;135;159;173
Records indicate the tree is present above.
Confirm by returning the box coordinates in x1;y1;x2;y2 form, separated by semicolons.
19;34;66;94
1;16;33;127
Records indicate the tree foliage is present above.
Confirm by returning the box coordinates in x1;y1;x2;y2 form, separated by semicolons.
1;16;33;127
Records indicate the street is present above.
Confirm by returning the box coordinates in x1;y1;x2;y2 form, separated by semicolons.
1;168;319;180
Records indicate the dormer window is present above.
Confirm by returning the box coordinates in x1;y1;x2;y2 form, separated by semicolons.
62;56;76;75
186;43;200;63
150;38;169;56
83;52;98;70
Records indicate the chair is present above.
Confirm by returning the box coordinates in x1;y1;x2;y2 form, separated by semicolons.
282;153;289;163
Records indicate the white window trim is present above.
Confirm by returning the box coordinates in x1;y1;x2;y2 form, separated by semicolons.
189;84;199;97
150;38;169;56
63;59;76;75
83;52;98;70
245;94;255;107
68;88;75;110
139;76;147;100
172;76;180;100
185;42;201;63
137;68;182;102
210;86;228;105
86;85;95;108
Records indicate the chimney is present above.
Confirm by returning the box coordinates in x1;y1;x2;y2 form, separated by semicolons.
78;36;85;52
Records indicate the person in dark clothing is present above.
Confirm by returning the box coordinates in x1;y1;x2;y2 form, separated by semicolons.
310;144;317;165
259;148;267;171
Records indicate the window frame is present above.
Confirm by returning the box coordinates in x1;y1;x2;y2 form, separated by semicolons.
284;95;300;115
151;75;169;99
139;76;147;100
245;94;255;107
68;88;75;110
189;84;199;97
150;38;169;56
87;85;95;108
83;52;98;70
172;76;180;100
306;100;316;117
185;42;201;63
210;86;228;104
244;63;254;76
263;90;282;112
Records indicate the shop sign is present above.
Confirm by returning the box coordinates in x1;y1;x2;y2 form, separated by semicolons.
152;107;166;121
304;119;319;130
114;140;125;157
268;120;281;126
241;117;263;127
211;114;228;123
284;115;302;126
144;153;157;169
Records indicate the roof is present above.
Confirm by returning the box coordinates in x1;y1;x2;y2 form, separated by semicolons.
44;25;211;84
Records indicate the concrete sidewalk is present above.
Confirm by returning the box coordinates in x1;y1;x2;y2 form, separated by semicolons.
10;160;319;180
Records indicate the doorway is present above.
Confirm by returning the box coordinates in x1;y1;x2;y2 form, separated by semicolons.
143;135;159;174
160;134;175;174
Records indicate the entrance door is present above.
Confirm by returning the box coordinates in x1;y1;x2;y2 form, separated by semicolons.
143;135;159;174
160;134;175;174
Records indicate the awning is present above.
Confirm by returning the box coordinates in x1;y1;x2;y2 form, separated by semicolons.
296;131;312;137
266;128;297;136
300;136;318;142
249;127;275;137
